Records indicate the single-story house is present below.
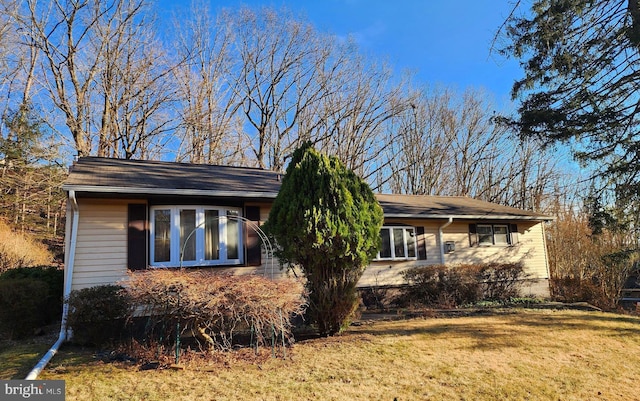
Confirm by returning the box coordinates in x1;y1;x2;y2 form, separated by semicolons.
62;157;554;297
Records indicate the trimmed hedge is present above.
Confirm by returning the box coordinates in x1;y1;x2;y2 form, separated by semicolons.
0;266;64;339
0;279;50;339
0;267;64;320
66;285;132;346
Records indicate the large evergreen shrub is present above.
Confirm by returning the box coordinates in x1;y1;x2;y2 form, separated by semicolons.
0;266;63;338
265;143;383;336
0;279;49;339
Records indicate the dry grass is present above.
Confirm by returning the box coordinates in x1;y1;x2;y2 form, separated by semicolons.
32;309;640;401
0;219;52;272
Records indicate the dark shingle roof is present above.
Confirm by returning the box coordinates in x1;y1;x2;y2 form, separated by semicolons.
64;157;553;220
376;193;553;220
63;157;282;198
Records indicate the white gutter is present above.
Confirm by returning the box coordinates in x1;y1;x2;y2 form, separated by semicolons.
26;190;79;380
61;184;279;199
541;221;551;279
384;213;555;221
438;217;454;264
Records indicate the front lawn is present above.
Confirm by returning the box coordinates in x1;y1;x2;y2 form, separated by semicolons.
0;342;52;379
11;309;640;400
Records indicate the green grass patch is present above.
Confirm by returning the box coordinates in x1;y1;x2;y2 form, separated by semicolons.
0;342;51;379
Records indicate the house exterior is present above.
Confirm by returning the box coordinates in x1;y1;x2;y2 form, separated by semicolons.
62;157;554;297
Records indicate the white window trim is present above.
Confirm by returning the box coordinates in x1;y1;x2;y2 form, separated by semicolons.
476;223;511;246
375;226;418;261
150;205;243;267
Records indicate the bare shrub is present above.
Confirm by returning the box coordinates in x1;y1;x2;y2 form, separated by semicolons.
399;263;527;308
550;277;603;306
477;262;527;301
359;286;389;310
400;264;481;308
0;219;52;273
546;201;638;310
125;270;306;352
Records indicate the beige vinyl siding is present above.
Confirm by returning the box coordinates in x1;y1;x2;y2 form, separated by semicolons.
68;198;549;296
359;219;439;287
358;219;550;289
238;202;281;279
71;199;141;291
205;202;294;281
442;221;549;280
71;200;293;290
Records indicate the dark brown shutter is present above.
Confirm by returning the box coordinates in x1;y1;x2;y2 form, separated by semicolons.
245;206;261;266
469;224;478;247
509;224;519;245
416;226;427;260
128;204;148;270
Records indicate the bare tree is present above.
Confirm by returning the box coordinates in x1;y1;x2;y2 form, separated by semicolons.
0;1;19;107
0;0;39;126
95;2;176;159
172;2;244;165
385;86;561;212
21;0;169;158
386;87;454;195
23;0;101;156
441;90;502;197
494;138;559;211
225;6;336;170
386;88;502;197
314;55;409;182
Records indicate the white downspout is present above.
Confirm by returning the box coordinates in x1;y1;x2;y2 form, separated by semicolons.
438;217;453;265
26;190;79;380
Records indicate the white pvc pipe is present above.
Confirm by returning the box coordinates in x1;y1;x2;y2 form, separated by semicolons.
26;190;79;380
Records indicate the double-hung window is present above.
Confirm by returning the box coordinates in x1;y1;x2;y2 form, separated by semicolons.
376;226;417;260
475;224;511;246
150;206;243;267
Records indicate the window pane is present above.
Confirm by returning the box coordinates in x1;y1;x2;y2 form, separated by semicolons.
180;209;196;261
227;210;239;259
204;210;219;260
406;229;416;258
393;228;405;258
477;225;493;245
379;228;391;258
494;225;509;245
154;209;171;263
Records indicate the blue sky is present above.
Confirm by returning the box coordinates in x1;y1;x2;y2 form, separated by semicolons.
159;0;583;176
174;0;524;107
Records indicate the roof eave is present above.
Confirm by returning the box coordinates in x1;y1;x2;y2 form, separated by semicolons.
383;213;555;221
62;184;556;220
62;184;279;199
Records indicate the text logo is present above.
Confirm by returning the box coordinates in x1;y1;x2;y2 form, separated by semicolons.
1;381;64;401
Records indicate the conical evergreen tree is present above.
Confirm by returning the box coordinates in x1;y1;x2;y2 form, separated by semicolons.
265;143;383;336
